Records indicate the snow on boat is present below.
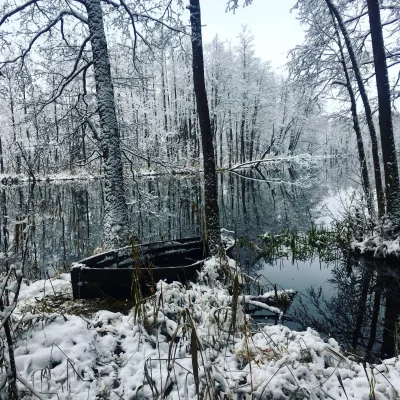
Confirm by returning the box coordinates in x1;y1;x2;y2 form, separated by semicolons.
71;237;233;299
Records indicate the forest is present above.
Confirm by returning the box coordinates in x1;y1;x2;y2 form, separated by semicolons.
1;0;400;399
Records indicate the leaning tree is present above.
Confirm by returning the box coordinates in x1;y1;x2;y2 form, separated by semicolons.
289;0;379;218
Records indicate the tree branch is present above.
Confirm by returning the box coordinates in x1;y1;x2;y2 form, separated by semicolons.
0;0;38;26
39;61;93;110
1;11;87;68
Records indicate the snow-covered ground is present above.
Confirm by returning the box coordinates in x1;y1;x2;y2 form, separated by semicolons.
3;258;400;399
313;187;400;259
351;235;400;259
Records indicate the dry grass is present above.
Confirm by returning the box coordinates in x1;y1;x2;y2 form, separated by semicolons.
20;292;135;318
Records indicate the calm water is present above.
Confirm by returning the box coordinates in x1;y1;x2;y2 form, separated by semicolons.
1;158;398;360
254;255;400;361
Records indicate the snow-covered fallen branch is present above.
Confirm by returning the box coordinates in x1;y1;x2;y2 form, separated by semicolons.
229;153;332;171
228;168;317;188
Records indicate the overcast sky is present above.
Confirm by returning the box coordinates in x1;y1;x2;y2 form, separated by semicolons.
184;0;305;71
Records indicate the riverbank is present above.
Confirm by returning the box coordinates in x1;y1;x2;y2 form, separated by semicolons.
5;257;400;399
351;235;400;262
0;153;340;186
0;168;202;186
0;172;103;185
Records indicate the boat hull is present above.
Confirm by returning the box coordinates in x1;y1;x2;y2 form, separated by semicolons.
71;237;211;299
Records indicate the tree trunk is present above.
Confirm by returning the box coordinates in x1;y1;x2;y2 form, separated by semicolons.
85;0;129;248
235;121;239;164
366;0;400;229
330;9;375;218
189;0;221;256
228;93;233;169
240;100;246;163
0;137;4;174
219;118;223;168
249;94;259;161
8;77;17;143
326;0;385;219
351;269;371;352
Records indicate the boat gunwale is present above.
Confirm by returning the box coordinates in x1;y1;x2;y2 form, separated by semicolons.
71;237;235;270
71;237;205;270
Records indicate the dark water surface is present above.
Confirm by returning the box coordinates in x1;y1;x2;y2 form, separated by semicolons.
1;159;398;360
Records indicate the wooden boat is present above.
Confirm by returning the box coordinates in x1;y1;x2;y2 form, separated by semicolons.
71;237;233;299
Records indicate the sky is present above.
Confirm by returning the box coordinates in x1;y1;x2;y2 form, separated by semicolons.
186;0;305;71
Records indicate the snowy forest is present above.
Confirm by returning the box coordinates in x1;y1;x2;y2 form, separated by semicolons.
0;18;327;178
1;0;400;399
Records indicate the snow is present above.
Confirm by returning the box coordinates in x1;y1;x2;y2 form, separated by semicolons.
0;172;102;185
136;166;201;177
351;235;400;259
3;262;400;399
314;187;362;227
0;167;201;186
16;274;72;303
312;187;400;260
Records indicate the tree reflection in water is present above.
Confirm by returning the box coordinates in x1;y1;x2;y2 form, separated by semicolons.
1;162;328;275
294;254;400;362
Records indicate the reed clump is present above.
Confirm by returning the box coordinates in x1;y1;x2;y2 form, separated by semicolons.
258;225;344;264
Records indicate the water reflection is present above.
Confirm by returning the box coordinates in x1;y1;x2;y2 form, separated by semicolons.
1;162;340;271
257;253;400;362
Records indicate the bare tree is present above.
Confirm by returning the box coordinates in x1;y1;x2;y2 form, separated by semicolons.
0;0;184;247
325;0;385;219
188;0;221;255
329;7;375;217
366;0;400;229
289;0;386;220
